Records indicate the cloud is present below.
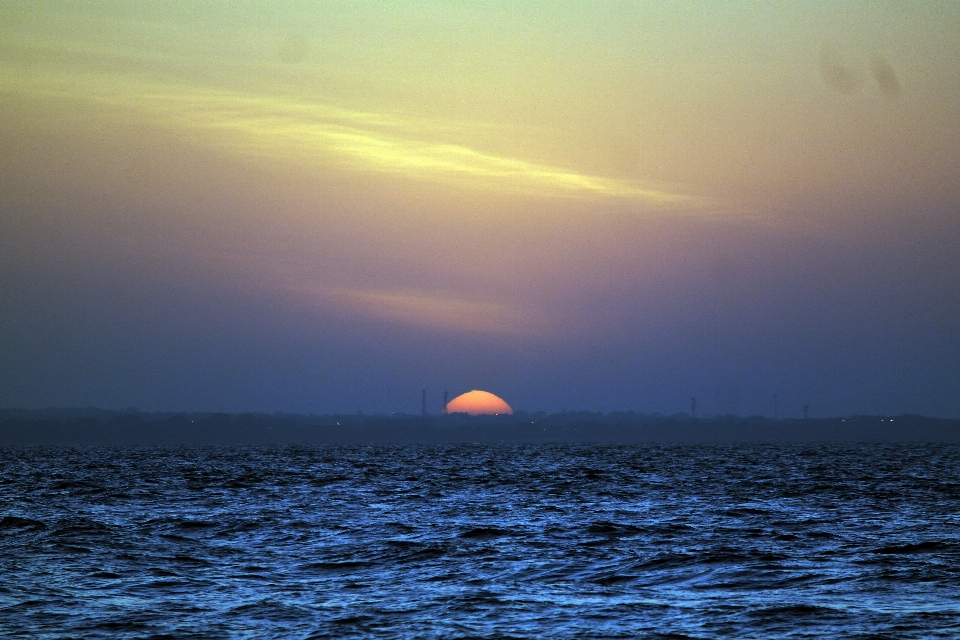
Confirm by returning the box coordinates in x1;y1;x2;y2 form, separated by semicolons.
291;286;544;336
0;65;700;207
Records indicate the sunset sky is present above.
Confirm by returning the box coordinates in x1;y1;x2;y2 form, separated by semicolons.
2;2;959;417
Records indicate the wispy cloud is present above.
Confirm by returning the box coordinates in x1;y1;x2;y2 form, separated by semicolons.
1;64;699;205
291;285;543;336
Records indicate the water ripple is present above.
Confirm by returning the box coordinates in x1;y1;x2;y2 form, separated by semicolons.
1;443;959;637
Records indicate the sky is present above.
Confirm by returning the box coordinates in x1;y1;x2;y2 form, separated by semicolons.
2;1;959;418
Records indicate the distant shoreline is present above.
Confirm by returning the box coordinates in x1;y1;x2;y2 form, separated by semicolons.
1;408;957;445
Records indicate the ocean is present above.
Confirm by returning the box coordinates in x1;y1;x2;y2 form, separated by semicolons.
2;443;959;638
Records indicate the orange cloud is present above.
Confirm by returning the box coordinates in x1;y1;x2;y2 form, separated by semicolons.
290;285;544;336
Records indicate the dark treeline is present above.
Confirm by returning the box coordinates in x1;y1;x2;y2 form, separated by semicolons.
1;408;958;445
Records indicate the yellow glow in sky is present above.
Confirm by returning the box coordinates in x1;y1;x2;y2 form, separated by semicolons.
0;9;701;206
2;1;959;336
4;2;959;212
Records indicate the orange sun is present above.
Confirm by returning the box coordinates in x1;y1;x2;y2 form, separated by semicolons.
444;390;513;415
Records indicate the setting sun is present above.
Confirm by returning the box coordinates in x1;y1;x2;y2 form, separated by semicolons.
444;390;513;416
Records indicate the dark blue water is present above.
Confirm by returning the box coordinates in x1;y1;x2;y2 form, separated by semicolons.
2;444;959;638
